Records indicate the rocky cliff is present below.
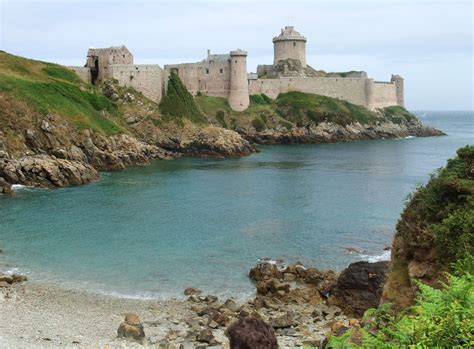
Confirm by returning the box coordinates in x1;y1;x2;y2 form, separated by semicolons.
382;146;474;307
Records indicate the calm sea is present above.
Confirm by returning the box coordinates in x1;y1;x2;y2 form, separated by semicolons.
0;111;472;299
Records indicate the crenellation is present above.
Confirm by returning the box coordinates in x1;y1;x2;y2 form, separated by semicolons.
71;26;404;111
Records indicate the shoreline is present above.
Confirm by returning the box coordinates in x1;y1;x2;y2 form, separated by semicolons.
0;272;338;348
0;255;391;348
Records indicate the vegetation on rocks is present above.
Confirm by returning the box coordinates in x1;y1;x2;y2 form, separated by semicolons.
384;145;474;306
195;91;425;134
327;262;473;348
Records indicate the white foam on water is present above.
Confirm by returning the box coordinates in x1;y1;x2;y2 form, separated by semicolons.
405;136;415;139
358;249;391;263
11;184;41;192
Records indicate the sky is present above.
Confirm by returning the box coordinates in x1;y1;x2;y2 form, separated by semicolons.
0;0;472;110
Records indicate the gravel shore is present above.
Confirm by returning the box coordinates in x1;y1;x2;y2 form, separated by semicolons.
0;282;199;348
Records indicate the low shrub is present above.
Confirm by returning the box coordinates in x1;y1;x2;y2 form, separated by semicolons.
251;116;266;131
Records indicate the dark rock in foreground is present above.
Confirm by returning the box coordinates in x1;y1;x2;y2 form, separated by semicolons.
329;261;390;317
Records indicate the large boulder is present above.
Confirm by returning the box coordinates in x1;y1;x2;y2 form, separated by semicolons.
249;262;282;282
330;261;389;317
117;313;145;342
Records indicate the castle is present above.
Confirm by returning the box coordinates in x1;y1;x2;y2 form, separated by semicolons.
70;26;404;112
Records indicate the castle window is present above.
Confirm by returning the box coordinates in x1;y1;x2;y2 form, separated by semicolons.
235;60;237;63
205;68;209;74
220;68;223;74
123;54;125;58
293;42;296;47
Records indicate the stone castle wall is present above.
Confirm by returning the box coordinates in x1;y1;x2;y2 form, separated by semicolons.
69;66;91;83
164;59;231;98
274;40;306;67
71;25;404;112
249;77;399;110
249;77;368;107
370;81;398;110
109;64;166;103
87;46;133;83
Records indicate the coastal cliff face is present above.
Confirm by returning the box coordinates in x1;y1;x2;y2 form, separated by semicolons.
0;51;442;193
382;146;474;307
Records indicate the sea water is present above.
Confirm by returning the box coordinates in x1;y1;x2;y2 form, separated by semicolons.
0;111;472;299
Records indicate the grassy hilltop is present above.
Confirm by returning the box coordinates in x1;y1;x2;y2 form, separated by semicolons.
0;51;123;135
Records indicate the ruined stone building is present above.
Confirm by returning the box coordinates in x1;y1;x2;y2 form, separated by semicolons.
70;26;404;111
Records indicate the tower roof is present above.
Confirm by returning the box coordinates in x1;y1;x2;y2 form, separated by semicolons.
230;49;247;56
273;26;307;43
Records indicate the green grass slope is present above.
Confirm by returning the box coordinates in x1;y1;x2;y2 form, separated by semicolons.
0;51;123;135
195;91;417;131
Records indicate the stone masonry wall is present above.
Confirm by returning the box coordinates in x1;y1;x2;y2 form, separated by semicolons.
274;40;306;67
369;81;398;110
249;77;368;107
164;60;231;98
249;77;399;110
109;64;165;103
69;66;91;83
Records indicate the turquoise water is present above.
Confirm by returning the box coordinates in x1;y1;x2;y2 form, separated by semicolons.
0;111;472;299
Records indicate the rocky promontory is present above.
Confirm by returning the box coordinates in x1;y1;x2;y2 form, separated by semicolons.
0;51;443;194
242;119;443;145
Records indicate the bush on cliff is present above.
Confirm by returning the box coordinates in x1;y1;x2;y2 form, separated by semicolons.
326;146;474;347
159;72;205;123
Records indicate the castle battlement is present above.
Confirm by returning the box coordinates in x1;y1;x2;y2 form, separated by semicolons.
70;26;404;111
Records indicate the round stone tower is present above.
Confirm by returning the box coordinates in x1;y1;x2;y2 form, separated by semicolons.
391;74;405;107
228;49;250;112
273;26;307;67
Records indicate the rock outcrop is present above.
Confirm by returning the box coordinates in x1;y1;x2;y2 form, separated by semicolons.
0;273;27;288
0;155;98;188
179;126;256;158
330;261;390;317
244;120;444;145
117;313;145;343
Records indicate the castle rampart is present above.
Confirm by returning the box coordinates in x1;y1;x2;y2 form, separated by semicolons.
109;64;166;103
71;26;404;112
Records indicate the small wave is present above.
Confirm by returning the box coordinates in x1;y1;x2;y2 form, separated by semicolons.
11;184;40;192
358;250;391;263
2;267;21;275
404;136;415;139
